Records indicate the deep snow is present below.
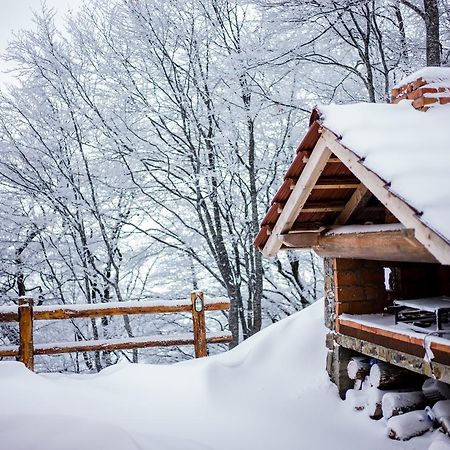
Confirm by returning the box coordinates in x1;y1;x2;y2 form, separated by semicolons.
0;300;445;449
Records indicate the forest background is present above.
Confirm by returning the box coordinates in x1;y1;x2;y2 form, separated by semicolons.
0;0;447;372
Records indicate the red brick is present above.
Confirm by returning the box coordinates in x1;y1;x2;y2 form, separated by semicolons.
336;286;365;302
364;285;386;302
360;268;384;284
413;96;438;109
335;270;359;287
407;87;438;100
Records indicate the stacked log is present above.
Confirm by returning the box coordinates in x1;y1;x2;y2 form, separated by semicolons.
369;362;416;390
347;356;371;382
423;379;450;403
387;410;434;441
382;391;426;419
365;387;384;420
344;357;450;442
345;389;367;411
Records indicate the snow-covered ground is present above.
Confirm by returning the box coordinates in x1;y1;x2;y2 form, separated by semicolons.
0;300;445;450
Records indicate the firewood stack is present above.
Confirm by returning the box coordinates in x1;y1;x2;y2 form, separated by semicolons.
344;357;450;446
391;74;450;111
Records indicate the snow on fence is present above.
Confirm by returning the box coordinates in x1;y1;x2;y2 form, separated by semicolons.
0;291;232;371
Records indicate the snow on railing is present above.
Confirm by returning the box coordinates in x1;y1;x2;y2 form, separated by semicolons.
0;292;232;371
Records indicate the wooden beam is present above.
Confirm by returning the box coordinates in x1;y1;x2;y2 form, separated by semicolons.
281;232;320;247
313;177;360;190
334;184;370;225
262;137;332;257
280;227;437;263
32;332;233;355
321;129;450;264
32;298;230;321
302;203;346;213
18;298;34;371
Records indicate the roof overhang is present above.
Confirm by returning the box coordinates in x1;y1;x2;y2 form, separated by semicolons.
255;117;450;265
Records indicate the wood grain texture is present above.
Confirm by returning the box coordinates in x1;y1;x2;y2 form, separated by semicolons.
191;291;208;358
18;298;34;370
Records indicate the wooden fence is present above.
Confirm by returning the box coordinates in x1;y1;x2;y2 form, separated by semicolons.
0;291;232;371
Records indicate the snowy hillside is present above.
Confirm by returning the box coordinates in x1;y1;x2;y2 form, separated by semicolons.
1;300;445;450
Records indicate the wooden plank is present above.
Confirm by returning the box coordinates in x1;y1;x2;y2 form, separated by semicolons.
35;304;192;320
334;183;370;225
33;299;230;321
321;129;450;264
191;291;207;358
33;332;232;355
0;311;19;322
18;298;34;370
0;346;19;357
262;137;332;257
280;228;437;263
313;177;360;190
302;203;345;213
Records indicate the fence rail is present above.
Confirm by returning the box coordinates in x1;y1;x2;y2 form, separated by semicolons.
0;291;232;371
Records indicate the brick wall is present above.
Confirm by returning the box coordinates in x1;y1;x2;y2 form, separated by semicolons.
330;259;450;321
333;258;388;316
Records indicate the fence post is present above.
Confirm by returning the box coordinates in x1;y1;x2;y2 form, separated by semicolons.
191;291;207;358
18;298;34;371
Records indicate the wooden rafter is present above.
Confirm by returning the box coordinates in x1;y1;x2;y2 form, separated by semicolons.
302;203;346;213
334;183;371;225
262;137;331;257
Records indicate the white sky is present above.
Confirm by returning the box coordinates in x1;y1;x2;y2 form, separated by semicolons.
0;0;82;85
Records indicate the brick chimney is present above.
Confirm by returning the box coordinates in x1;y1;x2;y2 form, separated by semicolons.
391;67;450;111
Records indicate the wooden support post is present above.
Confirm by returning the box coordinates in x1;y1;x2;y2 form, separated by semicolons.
191;291;207;358
18;298;34;371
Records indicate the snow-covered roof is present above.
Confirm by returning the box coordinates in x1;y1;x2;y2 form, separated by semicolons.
318;101;450;245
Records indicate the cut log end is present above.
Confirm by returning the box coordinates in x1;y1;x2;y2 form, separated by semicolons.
347;356;370;381
370;362;419;390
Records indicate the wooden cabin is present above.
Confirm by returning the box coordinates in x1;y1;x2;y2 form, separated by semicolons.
254;68;450;398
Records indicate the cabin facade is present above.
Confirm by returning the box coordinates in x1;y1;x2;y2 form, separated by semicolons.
254;68;450;398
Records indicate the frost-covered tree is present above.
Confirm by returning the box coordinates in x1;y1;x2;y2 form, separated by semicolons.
0;0;321;371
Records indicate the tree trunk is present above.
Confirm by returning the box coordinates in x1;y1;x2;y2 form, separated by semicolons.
424;0;441;66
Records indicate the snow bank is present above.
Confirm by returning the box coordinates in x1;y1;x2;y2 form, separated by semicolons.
0;300;441;449
319;101;450;245
429;433;450;450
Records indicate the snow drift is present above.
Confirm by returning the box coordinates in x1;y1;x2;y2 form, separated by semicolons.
0;300;440;449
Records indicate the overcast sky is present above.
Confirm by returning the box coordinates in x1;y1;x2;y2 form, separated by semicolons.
0;0;82;85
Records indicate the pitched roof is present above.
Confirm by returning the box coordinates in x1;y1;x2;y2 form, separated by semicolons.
254;101;450;262
320;101;450;245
